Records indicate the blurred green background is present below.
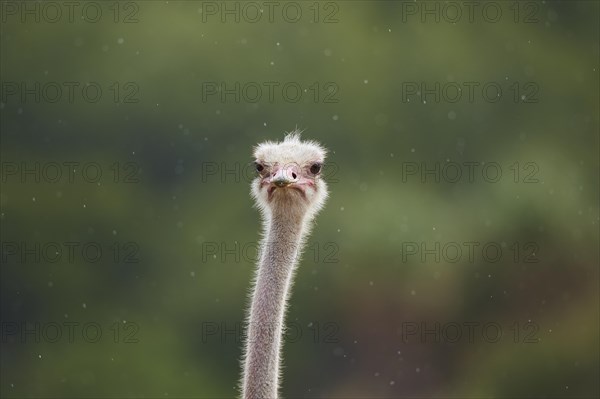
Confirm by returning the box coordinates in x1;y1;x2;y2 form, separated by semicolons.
1;1;598;398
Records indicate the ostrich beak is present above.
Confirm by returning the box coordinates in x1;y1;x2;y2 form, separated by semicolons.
271;166;299;187
273;179;292;187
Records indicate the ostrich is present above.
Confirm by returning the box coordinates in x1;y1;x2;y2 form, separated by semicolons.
241;132;329;399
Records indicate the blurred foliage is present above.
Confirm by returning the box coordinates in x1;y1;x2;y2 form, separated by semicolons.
0;1;598;398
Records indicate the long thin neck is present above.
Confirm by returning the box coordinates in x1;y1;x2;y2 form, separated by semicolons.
242;211;307;399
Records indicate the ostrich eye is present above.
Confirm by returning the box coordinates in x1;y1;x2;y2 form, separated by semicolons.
310;163;322;175
255;162;264;172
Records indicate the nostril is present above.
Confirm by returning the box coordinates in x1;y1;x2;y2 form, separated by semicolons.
292;172;297;179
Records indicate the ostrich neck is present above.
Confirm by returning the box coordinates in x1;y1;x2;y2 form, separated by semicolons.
242;209;308;399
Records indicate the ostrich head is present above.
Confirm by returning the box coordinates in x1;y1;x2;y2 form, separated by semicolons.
251;131;328;220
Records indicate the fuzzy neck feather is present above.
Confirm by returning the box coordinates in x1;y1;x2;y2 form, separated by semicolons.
241;207;311;399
